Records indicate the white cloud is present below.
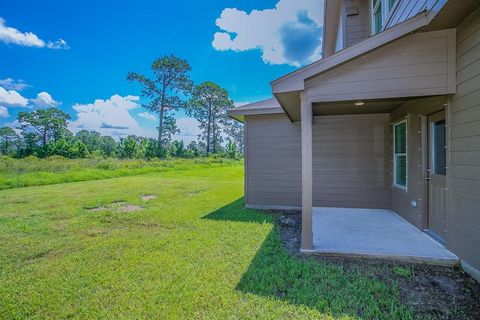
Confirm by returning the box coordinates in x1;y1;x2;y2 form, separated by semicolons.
0;86;29;107
212;0;324;66
0;78;29;91
46;38;69;50
0;106;8;118
138;111;156;121
173;117;201;144
68;94;153;139
30;91;61;108
0;17;69;49
3;120;21;134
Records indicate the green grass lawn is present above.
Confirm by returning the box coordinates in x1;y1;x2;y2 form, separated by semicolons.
0;165;413;319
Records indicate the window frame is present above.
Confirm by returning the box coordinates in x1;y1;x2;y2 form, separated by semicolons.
393;119;408;190
371;0;399;35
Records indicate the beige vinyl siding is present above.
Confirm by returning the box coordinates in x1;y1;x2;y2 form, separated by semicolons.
385;0;442;30
389;96;447;228
245;113;391;209
448;8;480;270
312;114;390;208
245;114;301;207
345;0;370;47
305;29;455;103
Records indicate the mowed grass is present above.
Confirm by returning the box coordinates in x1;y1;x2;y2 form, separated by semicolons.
0;166;413;319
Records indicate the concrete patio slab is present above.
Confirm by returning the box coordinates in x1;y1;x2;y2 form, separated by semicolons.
311;207;459;265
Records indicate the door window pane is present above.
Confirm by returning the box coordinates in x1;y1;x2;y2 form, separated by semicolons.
433;120;446;175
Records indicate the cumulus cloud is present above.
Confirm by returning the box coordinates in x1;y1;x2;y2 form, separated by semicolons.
0;106;8;118
0;78;29;91
138;111;156;121
30;91;61;108
68;94;153;139
212;0;324;66
3;120;21;134
0;17;69;49
0;86;29;107
0;81;60;114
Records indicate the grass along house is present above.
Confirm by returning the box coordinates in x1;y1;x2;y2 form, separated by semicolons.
229;0;480;281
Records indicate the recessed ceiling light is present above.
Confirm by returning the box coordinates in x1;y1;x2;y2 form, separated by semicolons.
354;101;365;106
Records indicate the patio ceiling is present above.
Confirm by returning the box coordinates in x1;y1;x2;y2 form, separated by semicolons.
312;99;405;116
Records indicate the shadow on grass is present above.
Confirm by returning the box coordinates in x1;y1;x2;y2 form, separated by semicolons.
202;197;272;224
204;197;411;319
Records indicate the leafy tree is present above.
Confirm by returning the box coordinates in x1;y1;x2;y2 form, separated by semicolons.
185;141;200;158
225;141;240;159
19;132;39;157
168;140;186;158
224;119;244;153
187;81;233;155
76;130;102;153
17;108;71;147
0;127;20;155
100;136;117;157
118;135;146;159
127;55;193;154
47;137;89;158
143;138;159;159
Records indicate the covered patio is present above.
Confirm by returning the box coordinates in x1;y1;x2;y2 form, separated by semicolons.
312;207;458;265
270;28;457;264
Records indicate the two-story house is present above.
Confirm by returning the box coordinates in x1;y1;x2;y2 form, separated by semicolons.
229;0;480;281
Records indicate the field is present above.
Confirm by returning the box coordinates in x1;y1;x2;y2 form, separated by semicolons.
0;159;478;319
0;156;240;190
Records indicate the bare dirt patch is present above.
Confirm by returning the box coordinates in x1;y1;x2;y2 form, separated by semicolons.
87;207;107;212
117;205;143;213
188;190;204;196
86;201;143;213
85;227;108;237
275;210;480;320
141;194;157;201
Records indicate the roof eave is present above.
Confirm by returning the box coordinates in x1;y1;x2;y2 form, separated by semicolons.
227;107;285;121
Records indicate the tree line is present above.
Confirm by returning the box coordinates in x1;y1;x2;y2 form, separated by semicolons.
0;55;244;159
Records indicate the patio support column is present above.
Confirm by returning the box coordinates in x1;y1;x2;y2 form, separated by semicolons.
300;91;313;251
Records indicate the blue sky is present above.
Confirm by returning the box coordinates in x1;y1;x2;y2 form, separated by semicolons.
0;0;323;142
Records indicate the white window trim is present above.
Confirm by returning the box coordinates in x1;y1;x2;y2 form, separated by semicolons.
371;0;399;35
393;119;408;190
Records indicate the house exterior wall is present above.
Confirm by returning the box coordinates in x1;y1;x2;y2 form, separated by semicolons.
448;8;480;272
312;114;390;208
305;29;456;103
245;113;390;209
385;7;480;274
244;114;301;209
390;96;447;229
345;0;370;47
